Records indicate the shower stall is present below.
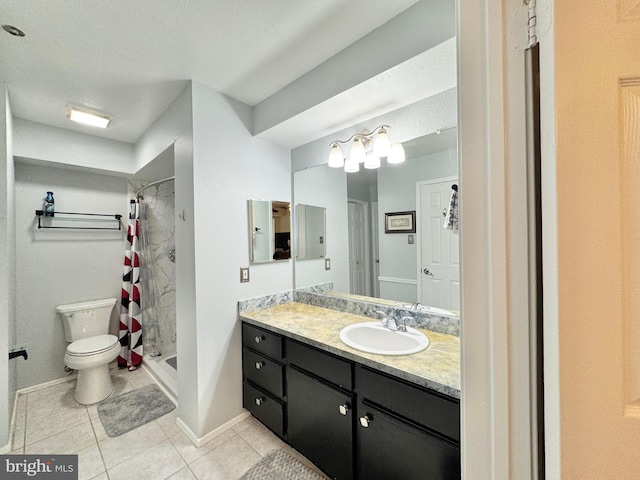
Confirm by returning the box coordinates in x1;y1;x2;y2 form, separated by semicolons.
129;177;177;398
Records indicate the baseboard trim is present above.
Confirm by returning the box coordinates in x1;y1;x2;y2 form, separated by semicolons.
176;410;251;448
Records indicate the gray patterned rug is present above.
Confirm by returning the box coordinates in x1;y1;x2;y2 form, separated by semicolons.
97;383;175;437
241;449;325;480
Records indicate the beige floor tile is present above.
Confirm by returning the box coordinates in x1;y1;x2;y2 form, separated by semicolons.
231;415;262;434
86;405;109;442
24;394;90;446
107;438;185;480
156;410;181;438
98;419;167;469
234;420;287;456
189;433;261;480
87;473;108;480
12;395;27;450
77;443;106;480
170;427;236;464
25;421;95;455
167;466;198;480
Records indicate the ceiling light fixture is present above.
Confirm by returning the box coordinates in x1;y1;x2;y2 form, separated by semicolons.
327;125;404;172
67;107;111;129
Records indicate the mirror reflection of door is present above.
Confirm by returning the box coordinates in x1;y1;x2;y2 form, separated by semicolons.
348;199;370;296
417;178;460;311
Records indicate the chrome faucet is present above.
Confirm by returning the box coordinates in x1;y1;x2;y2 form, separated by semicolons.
376;310;407;332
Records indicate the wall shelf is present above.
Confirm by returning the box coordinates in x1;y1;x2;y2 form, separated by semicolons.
35;210;123;230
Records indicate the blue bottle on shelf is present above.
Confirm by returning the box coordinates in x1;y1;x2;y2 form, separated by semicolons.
44;191;55;217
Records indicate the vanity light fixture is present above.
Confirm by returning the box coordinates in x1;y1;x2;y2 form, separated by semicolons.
68;107;111;129
327;125;404;172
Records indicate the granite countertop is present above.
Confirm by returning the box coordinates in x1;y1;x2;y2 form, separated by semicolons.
239;302;460;399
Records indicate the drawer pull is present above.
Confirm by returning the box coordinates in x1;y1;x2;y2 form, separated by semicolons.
339;403;350;416
255;397;264;406
359;415;372;428
255;335;265;344
255;361;264;370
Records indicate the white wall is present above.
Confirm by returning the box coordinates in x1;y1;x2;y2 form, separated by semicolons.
13;119;135;174
189;82;292;437
0;86;16;451
13;162;128;388
293;165;349;292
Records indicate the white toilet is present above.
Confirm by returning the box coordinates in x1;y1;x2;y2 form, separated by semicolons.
58;298;120;404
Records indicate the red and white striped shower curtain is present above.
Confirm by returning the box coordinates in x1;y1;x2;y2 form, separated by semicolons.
119;198;143;369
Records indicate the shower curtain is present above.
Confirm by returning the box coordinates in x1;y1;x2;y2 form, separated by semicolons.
119;198;143;369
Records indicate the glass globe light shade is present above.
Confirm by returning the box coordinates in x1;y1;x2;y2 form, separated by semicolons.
387;143;406;164
350;138;367;164
328;143;344;168
344;158;360;173
364;152;381;169
372;128;391;157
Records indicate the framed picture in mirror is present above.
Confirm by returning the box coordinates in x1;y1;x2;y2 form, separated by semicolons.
384;211;416;234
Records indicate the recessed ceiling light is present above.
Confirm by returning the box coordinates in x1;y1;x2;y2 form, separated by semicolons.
2;25;25;37
68;108;111;129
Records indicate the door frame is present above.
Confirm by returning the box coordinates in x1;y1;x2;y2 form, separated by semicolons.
347;198;371;297
415;176;458;306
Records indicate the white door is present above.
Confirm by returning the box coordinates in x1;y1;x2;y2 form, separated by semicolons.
371;202;380;298
417;178;459;311
348;200;369;296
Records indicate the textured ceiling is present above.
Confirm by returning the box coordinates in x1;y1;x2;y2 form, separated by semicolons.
0;0;419;144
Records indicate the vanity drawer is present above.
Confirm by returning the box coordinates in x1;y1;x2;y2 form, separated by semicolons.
287;338;353;390
243;381;285;438
355;365;459;442
242;323;284;361
242;348;285;398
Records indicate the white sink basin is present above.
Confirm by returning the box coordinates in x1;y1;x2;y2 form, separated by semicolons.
339;322;429;356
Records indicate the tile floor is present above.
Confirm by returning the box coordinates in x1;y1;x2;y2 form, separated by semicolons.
8;367;326;480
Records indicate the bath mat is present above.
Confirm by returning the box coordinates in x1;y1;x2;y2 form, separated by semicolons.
97;383;175;437
241;449;325;480
166;356;177;370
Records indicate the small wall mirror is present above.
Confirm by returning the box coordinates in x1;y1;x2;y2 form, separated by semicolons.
296;204;326;260
249;199;291;263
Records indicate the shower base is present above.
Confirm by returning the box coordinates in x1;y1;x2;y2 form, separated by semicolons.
142;351;177;402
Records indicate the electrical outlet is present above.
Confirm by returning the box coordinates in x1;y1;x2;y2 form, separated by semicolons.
240;267;250;283
325;258;331;270
408;235;414;244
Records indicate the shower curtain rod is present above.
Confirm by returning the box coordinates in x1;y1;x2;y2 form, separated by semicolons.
135;176;175;198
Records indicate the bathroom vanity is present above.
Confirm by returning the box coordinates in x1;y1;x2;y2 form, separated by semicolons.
240;302;460;480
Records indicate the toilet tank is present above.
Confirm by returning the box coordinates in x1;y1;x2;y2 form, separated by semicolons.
57;298;117;342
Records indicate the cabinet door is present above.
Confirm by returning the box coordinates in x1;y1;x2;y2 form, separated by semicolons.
357;401;460;480
287;366;354;480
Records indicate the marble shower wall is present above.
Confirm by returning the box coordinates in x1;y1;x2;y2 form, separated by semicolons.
128;180;176;356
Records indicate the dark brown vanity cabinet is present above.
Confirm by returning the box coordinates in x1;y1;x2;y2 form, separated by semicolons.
241;323;286;438
241;321;461;479
355;365;461;480
287;339;355;480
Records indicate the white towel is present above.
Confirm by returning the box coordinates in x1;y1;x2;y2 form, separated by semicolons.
443;190;459;233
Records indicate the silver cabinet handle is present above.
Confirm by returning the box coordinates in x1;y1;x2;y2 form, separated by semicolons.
423;268;433;276
255;397;264;406
359;415;372;427
339;404;350;416
255;361;264;370
255;335;265;344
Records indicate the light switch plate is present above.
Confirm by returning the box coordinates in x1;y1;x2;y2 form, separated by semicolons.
240;267;250;283
408;235;414;244
325;258;331;270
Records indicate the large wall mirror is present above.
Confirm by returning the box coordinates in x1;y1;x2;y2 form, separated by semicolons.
249;199;291;263
293;128;459;314
296;204;326;260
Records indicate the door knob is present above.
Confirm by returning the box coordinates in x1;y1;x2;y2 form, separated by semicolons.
255;397;264;406
339;404;350;415
423;268;433;276
255;361;264;370
254;335;265;344
359;415;372;428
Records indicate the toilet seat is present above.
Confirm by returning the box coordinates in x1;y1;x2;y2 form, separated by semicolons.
67;334;119;357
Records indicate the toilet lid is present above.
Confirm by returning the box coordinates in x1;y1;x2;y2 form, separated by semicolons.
67;334;119;356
